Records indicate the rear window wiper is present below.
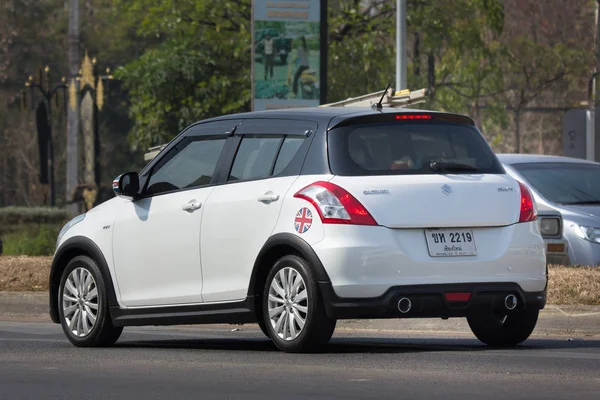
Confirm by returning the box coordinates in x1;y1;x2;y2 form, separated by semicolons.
429;160;479;172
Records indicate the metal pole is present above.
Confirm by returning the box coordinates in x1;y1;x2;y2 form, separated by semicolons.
587;1;600;162
67;0;80;214
586;109;595;161
593;0;600;161
396;0;407;92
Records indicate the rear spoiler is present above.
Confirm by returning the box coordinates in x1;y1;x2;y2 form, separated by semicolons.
328;112;476;130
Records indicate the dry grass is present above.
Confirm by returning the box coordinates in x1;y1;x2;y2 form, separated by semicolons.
548;264;600;306
0;256;52;291
1;257;599;305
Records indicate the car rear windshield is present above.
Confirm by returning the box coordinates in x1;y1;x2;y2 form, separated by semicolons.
327;121;503;176
512;162;600;205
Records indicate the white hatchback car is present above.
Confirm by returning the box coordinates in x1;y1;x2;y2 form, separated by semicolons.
50;108;547;352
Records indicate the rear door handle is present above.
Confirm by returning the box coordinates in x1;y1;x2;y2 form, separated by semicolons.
182;199;202;212
257;192;280;204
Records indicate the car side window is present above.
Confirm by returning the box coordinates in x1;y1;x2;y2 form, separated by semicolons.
272;136;304;175
146;138;226;196
229;136;282;181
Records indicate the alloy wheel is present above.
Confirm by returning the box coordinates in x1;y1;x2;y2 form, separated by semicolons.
267;267;308;341
62;267;99;337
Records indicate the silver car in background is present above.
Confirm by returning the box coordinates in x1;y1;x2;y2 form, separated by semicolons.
499;154;600;266
536;205;569;265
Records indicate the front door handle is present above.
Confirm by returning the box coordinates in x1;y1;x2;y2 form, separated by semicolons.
182;199;202;212
257;192;280;204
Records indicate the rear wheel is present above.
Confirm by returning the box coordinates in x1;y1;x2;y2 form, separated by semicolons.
58;256;123;347
257;316;269;338
263;255;336;353
467;307;539;346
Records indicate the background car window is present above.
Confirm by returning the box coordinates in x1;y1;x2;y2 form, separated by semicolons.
513;162;600;205
229;136;281;181
272;136;304;175
146;138;226;195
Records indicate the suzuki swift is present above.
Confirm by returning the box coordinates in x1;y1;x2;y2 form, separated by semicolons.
50;107;547;353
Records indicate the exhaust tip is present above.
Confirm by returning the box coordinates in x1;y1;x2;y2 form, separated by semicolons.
398;297;412;314
505;294;517;311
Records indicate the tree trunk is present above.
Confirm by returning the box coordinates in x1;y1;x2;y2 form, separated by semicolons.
595;0;600;104
413;32;420;77
0;133;5;207
67;0;80;214
514;109;521;153
538;116;544;154
427;53;435;101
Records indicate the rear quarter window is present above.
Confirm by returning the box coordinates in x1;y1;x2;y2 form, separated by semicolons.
327;121;503;176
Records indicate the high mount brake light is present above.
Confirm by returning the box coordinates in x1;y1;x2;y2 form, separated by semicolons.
395;114;432;120
294;181;377;226
518;181;537;223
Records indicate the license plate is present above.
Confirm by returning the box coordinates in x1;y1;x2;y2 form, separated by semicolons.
425;229;477;257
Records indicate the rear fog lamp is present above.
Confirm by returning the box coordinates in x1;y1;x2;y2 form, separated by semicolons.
444;292;472;302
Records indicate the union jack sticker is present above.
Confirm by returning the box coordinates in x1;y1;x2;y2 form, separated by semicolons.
294;207;313;234
112;176;120;192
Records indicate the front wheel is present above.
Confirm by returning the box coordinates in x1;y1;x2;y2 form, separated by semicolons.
467;307;539;347
58;256;123;347
263;255;336;353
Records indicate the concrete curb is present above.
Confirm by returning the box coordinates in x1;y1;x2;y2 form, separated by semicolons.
1;291;598;337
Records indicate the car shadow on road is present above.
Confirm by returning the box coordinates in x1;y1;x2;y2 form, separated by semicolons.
113;336;600;354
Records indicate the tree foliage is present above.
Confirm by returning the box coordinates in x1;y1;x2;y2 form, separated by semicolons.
0;0;595;207
113;0;251;149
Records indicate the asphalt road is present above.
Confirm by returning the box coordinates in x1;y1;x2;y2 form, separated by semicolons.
1;320;599;400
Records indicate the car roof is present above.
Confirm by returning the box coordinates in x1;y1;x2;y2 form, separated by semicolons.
196;107;470;126
497;153;600;166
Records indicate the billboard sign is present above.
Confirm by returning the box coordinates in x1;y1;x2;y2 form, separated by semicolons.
251;0;327;111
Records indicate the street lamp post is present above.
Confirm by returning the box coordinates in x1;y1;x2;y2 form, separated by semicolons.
23;66;68;207
396;0;407;92
71;51;114;211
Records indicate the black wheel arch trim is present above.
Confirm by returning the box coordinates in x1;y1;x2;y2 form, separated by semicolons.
247;232;331;297
49;236;119;323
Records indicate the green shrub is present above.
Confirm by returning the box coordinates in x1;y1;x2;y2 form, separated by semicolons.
2;224;61;256
0;207;69;236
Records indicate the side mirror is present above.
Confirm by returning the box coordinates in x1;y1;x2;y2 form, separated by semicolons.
112;172;140;199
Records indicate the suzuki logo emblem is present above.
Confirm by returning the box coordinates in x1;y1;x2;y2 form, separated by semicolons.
441;184;453;196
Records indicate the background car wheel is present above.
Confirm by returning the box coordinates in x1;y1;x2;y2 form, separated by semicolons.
263;255;336;353
58;255;123;347
467;307;539;347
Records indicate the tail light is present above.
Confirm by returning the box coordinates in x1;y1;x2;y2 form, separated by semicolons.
518;181;537;222
294;181;378;226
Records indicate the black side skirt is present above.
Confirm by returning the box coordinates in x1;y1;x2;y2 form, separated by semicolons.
110;296;257;327
108;282;547;327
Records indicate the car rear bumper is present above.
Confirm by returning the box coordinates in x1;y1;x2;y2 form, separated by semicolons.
319;281;547;320
313;223;547;298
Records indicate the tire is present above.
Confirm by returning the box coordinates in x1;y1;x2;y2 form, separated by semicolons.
467;306;539;347
263;255;336;353
257;315;269;338
58;255;123;347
